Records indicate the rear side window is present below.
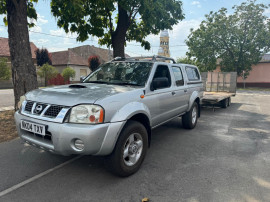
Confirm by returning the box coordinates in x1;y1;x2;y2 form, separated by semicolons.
172;66;184;86
186;66;200;81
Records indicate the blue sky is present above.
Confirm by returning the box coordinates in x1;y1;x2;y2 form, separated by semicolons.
0;0;270;59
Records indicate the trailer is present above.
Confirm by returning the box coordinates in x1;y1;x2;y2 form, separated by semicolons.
201;72;237;109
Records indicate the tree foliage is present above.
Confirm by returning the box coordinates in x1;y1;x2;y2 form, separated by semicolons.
0;58;11;80
35;48;52;67
50;0;184;57
37;64;58;86
88;55;101;72
176;56;207;72
0;0;38;27
186;0;270;77
62;67;76;81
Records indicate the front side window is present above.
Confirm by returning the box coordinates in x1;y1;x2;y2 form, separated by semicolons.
186;66;200;81
83;62;153;86
172;66;184;86
152;65;171;89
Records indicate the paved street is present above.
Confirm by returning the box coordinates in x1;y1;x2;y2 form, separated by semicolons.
0;89;14;108
0;92;270;201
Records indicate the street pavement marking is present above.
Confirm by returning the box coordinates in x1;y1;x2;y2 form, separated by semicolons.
0;155;82;197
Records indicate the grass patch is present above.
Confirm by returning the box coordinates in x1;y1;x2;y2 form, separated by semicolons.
0;110;18;143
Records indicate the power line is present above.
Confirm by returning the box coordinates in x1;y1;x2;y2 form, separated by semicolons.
0;24;188;47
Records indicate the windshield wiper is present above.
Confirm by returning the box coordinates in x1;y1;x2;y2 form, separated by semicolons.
113;82;143;86
84;81;109;84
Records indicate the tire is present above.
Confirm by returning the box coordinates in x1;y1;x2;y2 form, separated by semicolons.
221;98;229;108
109;120;148;177
182;102;198;129
228;97;231;106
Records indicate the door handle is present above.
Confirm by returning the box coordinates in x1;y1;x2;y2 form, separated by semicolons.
172;91;176;95
184;89;187;93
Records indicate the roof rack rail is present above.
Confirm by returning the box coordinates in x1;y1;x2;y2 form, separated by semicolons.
110;55;176;63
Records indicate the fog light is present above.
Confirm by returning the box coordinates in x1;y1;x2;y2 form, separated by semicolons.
74;139;84;151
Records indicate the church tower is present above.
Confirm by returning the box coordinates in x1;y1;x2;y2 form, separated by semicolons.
158;30;170;57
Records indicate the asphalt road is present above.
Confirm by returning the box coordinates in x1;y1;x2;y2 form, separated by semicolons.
0;89;14;108
1;92;270;201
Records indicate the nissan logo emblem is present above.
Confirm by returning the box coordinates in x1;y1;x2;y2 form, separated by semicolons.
34;105;43;114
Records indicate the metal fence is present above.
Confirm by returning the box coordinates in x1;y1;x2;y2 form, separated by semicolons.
201;72;237;93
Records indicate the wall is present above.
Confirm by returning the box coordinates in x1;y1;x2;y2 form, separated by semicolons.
54;65;68;74
237;62;270;87
215;62;270;88
69;65;91;82
0;77;45;89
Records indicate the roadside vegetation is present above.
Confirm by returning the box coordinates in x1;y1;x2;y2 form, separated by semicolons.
185;0;270;78
0;58;11;80
37;64;58;87
62;67;76;82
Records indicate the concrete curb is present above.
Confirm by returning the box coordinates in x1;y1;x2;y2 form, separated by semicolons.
0;106;14;112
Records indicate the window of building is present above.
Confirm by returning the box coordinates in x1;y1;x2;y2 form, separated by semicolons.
80;69;87;77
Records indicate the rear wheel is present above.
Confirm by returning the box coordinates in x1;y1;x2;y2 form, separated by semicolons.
182;102;198;129
109;120;148;177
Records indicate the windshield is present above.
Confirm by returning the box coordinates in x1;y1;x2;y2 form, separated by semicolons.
83;62;153;86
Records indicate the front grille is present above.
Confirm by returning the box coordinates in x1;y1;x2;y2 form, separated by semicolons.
23;101;68;119
33;103;48;115
44;106;64;117
25;101;34;112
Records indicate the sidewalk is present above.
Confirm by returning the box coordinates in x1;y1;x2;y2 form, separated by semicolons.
0;106;14;112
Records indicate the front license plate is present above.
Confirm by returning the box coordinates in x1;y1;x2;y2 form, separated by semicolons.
21;120;46;136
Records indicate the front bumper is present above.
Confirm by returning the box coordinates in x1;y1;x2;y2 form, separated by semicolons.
14;112;124;156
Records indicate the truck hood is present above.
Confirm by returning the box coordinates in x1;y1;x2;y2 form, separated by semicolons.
25;83;140;107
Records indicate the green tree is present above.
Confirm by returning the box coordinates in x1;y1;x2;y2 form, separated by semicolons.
62;67;76;82
186;0;270;77
35;48;52;67
50;0;184;58
0;58;11;80
176;56;207;72
37;64;58;86
0;0;39;110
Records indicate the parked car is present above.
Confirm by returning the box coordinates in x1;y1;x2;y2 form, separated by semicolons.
15;56;203;177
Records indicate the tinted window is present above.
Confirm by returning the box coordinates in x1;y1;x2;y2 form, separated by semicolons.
172;66;184;86
153;65;171;89
186;66;200;81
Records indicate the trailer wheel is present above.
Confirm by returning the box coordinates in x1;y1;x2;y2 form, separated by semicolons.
221;98;229;108
228;97;231;106
182;102;198;129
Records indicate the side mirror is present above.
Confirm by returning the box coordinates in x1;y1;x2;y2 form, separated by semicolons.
80;76;86;83
151;77;169;91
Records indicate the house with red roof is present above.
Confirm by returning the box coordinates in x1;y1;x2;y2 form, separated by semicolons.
51;45;115;81
0;37;42;89
0;37;38;65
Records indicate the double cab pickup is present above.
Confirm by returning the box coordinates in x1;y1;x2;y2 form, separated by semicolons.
15;56;203;176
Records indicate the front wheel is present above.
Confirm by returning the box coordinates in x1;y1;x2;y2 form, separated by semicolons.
182;102;198;129
108;120;148;177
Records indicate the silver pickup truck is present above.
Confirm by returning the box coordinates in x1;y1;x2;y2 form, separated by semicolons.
15;56;203;177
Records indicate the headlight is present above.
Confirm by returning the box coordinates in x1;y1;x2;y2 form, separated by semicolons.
69;105;104;124
17;95;26;110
